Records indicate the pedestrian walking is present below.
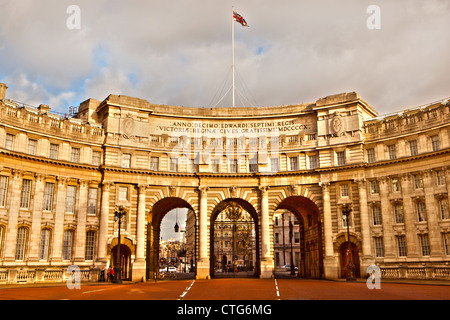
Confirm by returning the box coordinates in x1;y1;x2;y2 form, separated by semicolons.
100;267;105;282
110;266;115;282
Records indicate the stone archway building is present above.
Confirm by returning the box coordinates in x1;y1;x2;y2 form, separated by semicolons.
0;82;449;283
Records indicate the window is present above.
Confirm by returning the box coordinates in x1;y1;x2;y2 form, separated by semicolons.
388;144;397;160
393;204;404;224
229;159;238;173
438;199;450;220
443;233;450;255
289;156;298;171
309;155;318;169
419;234;430;256
249;156;258;173
413;174;423;189
436;170;446;186
374;237;384;257
391;178;400;192
92;151;101;166
118;186;128;202
43;182;55;211
431;135;440;152
416;201;427;222
20;179;32;209
49;143;59;160
271;158;279;172
5;133;14;150
15;227;28;260
150;157;159;171
65;185;77;213
397;235;407;257
85;231;95;261
27;139;37;155
88;188;98;215
342;212;352;228
170;158;178;172
336;151;345;166
71;147;80;163
62;230;74;260
367;148;376;163
211;159;220;173
39;229;51;261
372;206;382;225
409;140;418;156
340;184;349;198
122;154;131;168
0;176;8;207
370;180;379;194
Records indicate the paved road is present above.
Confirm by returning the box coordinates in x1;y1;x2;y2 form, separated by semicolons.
0;278;448;300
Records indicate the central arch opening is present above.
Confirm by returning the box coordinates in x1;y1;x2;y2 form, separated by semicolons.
210;198;260;278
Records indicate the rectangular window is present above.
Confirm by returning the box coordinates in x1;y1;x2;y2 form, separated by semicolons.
229;159;238;173
340;184;349;198
27;139;37;155
438;199;450;220
0;175;8;207
170;158;178;172
71;147;80;163
88;188;98;215
15;227;28;260
417;201;427;222
85;231;95;261
92;151;101;166
374;237;384;257
336;151;345;166
370;180;379;194
372;206;382;226
49;143;59;160
62;230;74;260
43;182;55;211
65;185;77;213
419;234;430;256
249;156;258;173
388;144;397;160
443;233;450;255
39;229;51;261
150;157;159;171
20;179;32;209
431;135;440;151
289;156;298;171
5;133;14;151
271;158;279;172
118;186;128;202
367;148;376;163
122;154;131;168
309;155;318;169
391;178;400;192
436;170;446;186
211;159;220;173
393;204;404;224
413;174;423;189
409;140;418;156
342;213;352;228
397;235;407;257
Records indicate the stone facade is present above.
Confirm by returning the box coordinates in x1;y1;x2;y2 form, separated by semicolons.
0;82;449;284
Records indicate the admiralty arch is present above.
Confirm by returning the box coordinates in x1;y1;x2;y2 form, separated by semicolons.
0;82;449;284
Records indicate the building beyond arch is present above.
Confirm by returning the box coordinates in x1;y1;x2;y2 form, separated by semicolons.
0;83;449;283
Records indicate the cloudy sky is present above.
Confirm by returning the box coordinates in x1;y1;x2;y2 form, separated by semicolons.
1;0;449;115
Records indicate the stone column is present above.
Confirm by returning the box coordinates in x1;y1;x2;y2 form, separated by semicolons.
51;177;67;263
379;177;395;258
97;182;113;263
320;181;338;279
423;170;442;257
3;170;23;262
400;174;419;257
133;184;147;282
196;186;210;279
28;174;46;262
259;186;273;278
356;178;374;276
74;180;89;262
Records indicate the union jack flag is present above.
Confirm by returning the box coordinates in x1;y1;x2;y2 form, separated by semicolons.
233;11;249;27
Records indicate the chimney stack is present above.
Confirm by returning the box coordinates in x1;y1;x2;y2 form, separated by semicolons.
0;83;7;100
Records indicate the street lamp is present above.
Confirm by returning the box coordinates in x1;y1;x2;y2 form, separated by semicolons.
289;220;295;276
113;205;127;284
342;204;356;281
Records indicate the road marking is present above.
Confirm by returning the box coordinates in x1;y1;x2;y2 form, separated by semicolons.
82;288;107;294
178;280;195;300
274;279;280;299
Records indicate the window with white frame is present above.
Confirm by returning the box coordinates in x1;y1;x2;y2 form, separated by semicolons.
431;135;440;152
374;237;384;257
372;206;382;225
15;227;28;260
65;185;77;213
443;233;450;255
27;139;37;155
438;198;450;220
122;154;131;168
39;229;51;261
150;157;159;171
370;180;379;194
85;231;96;261
5;133;14;151
416;201;427;222
340;184;349;198
229;158;238;173
336;151;345;166
413;174;423;189
388;144;397;160
289;156;298;171
88;188;98;215
409;140;418;156
391;178;400;192
20;179;32;209
436;170;446;186
170;158;178;172
49;143;59;160
92;151;101;166
393;203;404;224
0;175;8;207
397;235;407;257
309;154;318;169
271;158;279;172
367;148;376;163
419;234;430;256
118;186;128;202
62;229;74;260
71;147;80;163
43;182;55;211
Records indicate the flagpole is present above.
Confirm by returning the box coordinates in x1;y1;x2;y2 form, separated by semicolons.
232;6;236;108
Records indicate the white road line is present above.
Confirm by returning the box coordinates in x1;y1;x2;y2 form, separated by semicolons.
178;280;195;300
82;288;107;294
274;279;280;299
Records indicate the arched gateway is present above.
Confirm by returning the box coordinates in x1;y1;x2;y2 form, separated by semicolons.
2;83;450;284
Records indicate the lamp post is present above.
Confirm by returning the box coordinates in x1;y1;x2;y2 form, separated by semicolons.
113;205;127;284
289;219;295;275
342;204;356;281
